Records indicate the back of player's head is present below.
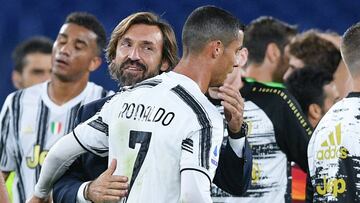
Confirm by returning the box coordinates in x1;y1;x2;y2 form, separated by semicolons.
285;67;333;115
341;22;360;77
106;12;178;69
245;16;297;64
65;12;106;56
289;30;341;75
12;36;53;73
181;5;245;56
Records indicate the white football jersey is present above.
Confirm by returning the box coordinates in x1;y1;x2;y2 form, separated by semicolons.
74;72;224;203
0;81;111;203
308;92;360;202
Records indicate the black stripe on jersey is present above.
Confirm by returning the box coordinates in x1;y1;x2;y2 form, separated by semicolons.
72;131;108;155
180;168;211;185
88;117;109;135
127;79;162;90
12;90;23;140
0;107;10;166
35;101;49;181
182;138;193;147
182;138;194;153
66;102;82;133
181;145;193;153
171;85;212;169
12;90;26;203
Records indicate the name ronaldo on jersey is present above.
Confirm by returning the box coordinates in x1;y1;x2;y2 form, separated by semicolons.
118;102;175;126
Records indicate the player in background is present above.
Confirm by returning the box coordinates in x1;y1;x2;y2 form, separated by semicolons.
225;16;313;203
308;22;360;203
282;30;344;202
0;12;110;203
286;68;340;128
29;5;246;203
4;36;53;203
11;36;53;89
283;30;352;98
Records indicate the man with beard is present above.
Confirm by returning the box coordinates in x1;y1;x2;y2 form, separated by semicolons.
52;11;251;203
0;12;110;203
221;16;313;203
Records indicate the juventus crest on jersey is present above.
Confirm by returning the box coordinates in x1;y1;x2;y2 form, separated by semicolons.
308;92;360;202
0;81;110;203
73;72;224;203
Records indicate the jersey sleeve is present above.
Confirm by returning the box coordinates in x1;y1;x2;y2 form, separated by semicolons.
72;99;113;157
274;96;312;172
180;125;224;183
0;93;17;172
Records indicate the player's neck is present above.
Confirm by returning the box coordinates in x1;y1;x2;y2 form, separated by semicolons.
245;64;274;83
48;75;88;105
173;56;212;94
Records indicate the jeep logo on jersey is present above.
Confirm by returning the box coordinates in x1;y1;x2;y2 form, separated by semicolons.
316;176;346;198
118;102;175;126
316;123;348;160
26;145;48;168
252;162;261;184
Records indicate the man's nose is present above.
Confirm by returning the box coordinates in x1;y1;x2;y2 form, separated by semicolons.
128;46;140;61
59;43;71;56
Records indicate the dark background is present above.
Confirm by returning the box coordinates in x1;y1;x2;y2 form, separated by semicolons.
1;0;359;105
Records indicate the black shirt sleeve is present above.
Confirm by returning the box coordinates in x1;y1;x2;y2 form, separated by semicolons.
273;94;312;172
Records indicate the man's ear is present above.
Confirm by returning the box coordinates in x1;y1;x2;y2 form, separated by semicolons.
211;40;224;59
12;70;22;89
160;60;170;72
265;43;281;63
238;47;248;67
88;56;102;72
308;103;322;123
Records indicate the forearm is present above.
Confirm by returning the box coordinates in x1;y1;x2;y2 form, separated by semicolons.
34;134;87;198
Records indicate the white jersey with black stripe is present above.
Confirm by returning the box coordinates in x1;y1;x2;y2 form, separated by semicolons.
0;81;111;203
73;71;224;203
308;92;360;202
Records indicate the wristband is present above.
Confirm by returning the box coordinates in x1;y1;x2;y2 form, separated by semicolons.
227;122;248;139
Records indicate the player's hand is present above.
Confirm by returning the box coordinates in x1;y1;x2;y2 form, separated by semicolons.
218;67;245;134
87;159;129;203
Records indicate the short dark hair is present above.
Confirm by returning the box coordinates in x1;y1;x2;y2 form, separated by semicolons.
289;30;341;75
341;22;360;76
285;67;333;116
65;12;106;56
182;5;245;56
245;16;297;64
12;36;53;72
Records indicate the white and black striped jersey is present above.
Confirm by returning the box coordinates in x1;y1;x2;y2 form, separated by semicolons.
0;81;111;203
212;79;312;203
73;72;224;203
308;92;360;202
